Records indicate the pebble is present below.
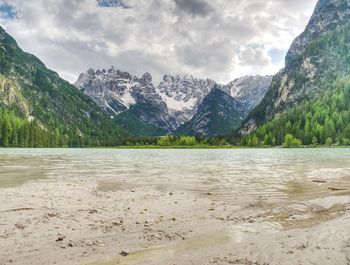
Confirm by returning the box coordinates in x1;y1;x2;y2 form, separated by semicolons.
120;250;130;257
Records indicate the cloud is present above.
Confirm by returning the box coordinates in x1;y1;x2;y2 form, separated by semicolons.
239;47;271;67
0;0;318;85
174;0;213;17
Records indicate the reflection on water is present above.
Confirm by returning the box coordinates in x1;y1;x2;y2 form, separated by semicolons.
0;148;349;203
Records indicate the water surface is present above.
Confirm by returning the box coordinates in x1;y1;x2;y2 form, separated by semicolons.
0;148;349;202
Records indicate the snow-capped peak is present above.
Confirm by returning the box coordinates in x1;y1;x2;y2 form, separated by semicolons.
156;74;216;121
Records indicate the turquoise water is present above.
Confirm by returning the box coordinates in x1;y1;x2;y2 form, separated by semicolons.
0;148;349;201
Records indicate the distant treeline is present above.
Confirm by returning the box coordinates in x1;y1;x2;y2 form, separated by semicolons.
121;135;229;147
0;109;124;148
0;110;229;148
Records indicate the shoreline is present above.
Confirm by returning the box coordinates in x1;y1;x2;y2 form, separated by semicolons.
1;172;350;265
1;146;350;150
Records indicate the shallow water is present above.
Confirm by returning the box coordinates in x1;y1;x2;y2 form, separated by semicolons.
1;148;350;265
0;148;349;202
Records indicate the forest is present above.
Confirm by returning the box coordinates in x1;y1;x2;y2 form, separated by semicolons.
0;109;63;147
0;109;125;147
238;77;350;147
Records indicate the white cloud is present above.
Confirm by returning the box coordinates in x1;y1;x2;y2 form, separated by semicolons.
239;47;271;67
0;0;318;84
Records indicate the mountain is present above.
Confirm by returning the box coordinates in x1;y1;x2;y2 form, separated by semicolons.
75;68;177;133
241;0;350;135
175;87;245;136
76;68;272;137
75;69;217;132
224;75;273;112
175;76;272;136
0;27;125;147
240;76;350;146
156;75;216;125
236;0;350;146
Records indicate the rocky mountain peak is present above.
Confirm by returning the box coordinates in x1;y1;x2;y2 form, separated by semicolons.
86;68;95;75
75;67;179;132
224;75;273;112
157;74;216;112
286;0;350;63
175;86;246;136
140;73;152;84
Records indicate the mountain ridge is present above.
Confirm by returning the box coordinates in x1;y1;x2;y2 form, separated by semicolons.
175;87;245;136
75;67;272;136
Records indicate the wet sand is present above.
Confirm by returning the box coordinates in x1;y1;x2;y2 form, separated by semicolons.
0;175;350;265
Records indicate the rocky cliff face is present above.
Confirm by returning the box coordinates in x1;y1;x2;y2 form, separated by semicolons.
75;68;133;115
241;0;350;135
76;68;272;136
75;67;176;131
156;75;216;125
286;0;350;63
224;75;273;113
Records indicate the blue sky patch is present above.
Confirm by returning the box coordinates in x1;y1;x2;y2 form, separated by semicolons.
0;2;17;19
97;0;131;9
269;48;287;65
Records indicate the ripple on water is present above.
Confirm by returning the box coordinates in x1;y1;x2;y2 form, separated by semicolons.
1;148;350;215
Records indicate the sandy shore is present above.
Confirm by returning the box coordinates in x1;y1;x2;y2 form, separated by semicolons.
0;176;350;265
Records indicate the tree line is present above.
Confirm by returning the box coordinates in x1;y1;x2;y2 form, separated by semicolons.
0;109;63;147
121;135;229;147
0;109;122;148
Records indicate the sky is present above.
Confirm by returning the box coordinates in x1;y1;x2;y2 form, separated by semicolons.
0;0;318;84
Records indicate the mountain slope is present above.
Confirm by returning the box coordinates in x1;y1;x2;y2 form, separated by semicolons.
224;75;273;112
0;27;125;146
175;88;245;136
241;0;350;134
176;76;272;136
239;76;350;146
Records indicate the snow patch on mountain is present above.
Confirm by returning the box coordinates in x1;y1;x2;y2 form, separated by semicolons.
224;75;273;112
156;75;216;122
76;67;272;134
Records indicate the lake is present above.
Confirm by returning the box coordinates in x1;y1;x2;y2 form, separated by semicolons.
0;148;350;265
1;148;350;199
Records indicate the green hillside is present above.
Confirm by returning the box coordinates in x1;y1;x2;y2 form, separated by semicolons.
0;27;126;147
237;76;350;147
235;17;350;147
